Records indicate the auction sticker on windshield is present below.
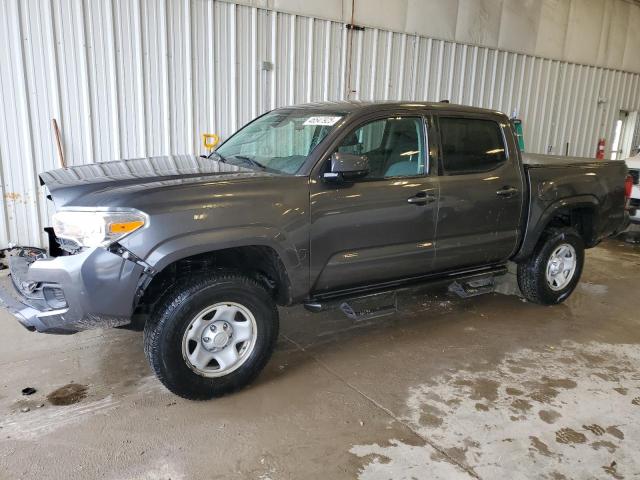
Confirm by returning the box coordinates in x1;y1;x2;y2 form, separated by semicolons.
303;116;342;126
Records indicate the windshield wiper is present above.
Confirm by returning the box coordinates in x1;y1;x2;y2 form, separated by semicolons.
229;155;267;170
207;151;227;163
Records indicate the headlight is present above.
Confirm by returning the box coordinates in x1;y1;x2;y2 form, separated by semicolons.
52;210;146;248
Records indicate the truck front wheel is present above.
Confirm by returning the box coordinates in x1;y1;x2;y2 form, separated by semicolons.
143;273;279;400
517;227;585;305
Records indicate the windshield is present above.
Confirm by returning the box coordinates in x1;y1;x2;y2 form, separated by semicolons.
216;110;345;174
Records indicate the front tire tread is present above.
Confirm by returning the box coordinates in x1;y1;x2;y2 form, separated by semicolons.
143;272;278;400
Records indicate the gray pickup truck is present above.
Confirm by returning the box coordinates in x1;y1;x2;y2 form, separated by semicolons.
0;101;629;399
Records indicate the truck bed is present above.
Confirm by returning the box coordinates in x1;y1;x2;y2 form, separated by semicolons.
522;153;622;168
515;153;628;261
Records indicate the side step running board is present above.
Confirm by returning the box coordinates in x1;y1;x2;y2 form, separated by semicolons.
304;265;507;320
448;276;495;298
339;291;398;322
305;290;398;322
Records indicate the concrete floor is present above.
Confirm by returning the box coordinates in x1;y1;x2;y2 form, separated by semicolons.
1;238;639;480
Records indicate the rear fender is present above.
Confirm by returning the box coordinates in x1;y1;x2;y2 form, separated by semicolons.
513;195;599;262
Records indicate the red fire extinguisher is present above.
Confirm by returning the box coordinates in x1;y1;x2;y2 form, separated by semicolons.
596;138;605;160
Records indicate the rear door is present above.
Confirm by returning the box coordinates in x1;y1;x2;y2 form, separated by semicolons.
432;113;524;271
309;113;439;293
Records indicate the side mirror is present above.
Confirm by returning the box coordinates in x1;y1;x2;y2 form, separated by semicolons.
323;153;369;183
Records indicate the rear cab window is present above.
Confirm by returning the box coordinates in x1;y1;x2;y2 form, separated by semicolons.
438;117;507;175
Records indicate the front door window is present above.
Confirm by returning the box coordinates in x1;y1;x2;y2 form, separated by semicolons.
336;117;426;179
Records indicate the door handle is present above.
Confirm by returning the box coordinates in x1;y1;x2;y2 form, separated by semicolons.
407;191;436;205
496;186;518;198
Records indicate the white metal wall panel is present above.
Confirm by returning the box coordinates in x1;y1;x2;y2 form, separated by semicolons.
0;0;45;248
632;113;640;155
1;0;640;248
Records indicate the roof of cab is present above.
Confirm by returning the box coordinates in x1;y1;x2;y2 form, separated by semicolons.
282;100;507;118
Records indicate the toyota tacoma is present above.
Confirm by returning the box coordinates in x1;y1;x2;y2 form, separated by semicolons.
0;102;630;399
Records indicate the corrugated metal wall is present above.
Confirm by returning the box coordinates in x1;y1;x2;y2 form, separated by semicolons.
1;0;640;248
632;115;640;156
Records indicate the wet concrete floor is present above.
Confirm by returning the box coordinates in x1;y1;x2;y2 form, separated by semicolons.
1;238;639;479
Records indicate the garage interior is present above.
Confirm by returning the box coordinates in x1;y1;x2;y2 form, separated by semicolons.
1;0;640;479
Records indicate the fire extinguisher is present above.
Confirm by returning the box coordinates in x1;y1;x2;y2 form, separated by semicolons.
596;138;606;160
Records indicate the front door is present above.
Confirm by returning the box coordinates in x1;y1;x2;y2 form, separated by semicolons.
309;115;439;293
432;114;524;271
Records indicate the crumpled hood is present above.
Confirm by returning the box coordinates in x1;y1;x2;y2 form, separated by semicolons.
40;155;275;208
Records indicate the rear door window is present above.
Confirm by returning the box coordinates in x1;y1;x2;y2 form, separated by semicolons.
439;117;507;175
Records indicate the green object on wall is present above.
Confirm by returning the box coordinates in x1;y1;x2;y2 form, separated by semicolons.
512;119;525;152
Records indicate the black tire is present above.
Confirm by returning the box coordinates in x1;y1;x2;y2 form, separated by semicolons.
143;273;279;400
517;227;584;305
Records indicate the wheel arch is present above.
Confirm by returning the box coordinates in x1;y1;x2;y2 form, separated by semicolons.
514;195;600;262
138;229;300;310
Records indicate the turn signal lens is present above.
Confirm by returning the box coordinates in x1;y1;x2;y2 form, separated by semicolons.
109;220;144;234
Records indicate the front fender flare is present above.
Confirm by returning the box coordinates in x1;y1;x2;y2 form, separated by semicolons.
145;226;300;271
142;226;306;299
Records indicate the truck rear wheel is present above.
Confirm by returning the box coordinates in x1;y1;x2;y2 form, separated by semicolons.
517;227;584;305
143;273;279;400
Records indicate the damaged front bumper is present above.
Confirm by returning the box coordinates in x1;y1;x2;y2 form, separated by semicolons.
0;247;145;334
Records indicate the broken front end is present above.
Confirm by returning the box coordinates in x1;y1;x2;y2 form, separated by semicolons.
0;241;147;334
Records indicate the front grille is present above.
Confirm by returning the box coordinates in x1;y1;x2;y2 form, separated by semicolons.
630;198;640;208
630;169;639;185
7;248;47;302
